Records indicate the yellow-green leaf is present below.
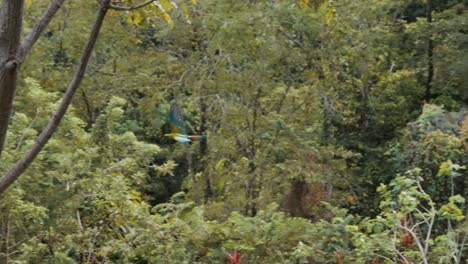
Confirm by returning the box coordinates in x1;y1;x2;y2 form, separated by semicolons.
324;1;336;24
127;12;143;25
162;13;174;29
182;4;190;20
437;160;452;177
215;159;227;171
155;2;175;29
25;0;33;9
158;0;173;12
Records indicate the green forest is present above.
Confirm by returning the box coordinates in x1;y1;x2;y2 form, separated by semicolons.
0;0;467;263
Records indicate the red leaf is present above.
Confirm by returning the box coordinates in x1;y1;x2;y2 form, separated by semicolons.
226;250;241;264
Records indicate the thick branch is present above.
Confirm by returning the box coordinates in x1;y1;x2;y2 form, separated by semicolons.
18;0;66;62
0;0;111;194
0;0;25;156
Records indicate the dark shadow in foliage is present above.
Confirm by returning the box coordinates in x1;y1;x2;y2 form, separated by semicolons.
281;179;328;221
143;152;188;206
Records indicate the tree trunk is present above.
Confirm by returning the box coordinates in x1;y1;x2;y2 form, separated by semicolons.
199;96;212;201
425;0;434;101
0;0;25;156
245;87;262;216
0;0;65;157
0;0;110;194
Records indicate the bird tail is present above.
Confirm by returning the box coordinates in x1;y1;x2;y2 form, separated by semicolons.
188;135;207;141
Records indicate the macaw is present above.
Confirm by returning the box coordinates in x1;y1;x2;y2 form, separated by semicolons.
164;103;207;143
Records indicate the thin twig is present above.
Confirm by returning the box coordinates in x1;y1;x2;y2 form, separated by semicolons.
108;0;154;11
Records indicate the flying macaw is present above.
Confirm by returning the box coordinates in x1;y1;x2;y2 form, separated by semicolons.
164;103;207;143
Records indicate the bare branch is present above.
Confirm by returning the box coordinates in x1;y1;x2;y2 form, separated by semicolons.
0;0;111;194
415;178;437;258
456;231;468;263
106;0;155;11
423;209;435;259
399;224;429;264
18;0;66;62
76;210;84;231
414;208;430;224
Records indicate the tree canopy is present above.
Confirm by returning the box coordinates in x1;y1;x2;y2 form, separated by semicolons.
0;0;467;263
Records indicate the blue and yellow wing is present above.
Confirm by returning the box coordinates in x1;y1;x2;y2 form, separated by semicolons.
169;103;187;135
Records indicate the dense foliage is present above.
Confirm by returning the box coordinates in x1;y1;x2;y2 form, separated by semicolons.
1;0;467;263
